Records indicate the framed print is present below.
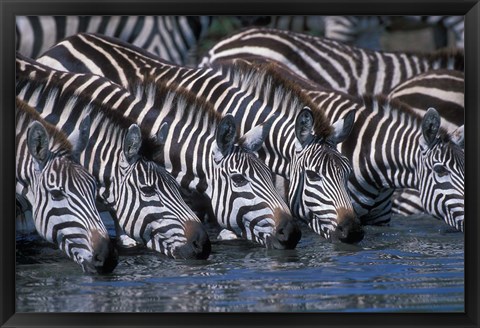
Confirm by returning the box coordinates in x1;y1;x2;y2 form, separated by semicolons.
2;0;479;327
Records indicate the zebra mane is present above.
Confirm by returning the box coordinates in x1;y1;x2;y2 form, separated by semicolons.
16;97;73;154
421;48;464;71
216;59;333;139
363;94;453;143
131;74;231;139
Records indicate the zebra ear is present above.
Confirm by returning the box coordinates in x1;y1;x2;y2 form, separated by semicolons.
68;114;91;160
123;124;142;164
295;107;314;150
149;122;169;146
212;114;237;162
451;125;464;148
27;121;50;170
328;110;355;145
149;122;169;162
240;114;275;152
421;108;441;148
156;122;169;146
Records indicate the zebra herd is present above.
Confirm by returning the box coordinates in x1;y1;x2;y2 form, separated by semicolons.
15;16;464;274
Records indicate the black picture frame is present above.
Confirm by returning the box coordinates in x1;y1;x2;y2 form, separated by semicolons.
2;1;479;327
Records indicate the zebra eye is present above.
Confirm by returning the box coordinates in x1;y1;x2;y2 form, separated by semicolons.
433;164;450;177
306;170;322;182
50;189;66;201
231;173;248;187
140;185;157;197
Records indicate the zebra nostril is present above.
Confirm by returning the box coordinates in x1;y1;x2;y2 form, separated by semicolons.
192;240;200;250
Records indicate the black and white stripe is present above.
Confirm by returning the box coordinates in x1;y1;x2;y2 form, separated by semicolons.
16;98;118;273
213;58;464;231
37;32;365;243
200;27;464;96
388;69;464;132
34;37;302;249
16;54;211;259
306;89;464;231
387;69;464;216
16;16;211;64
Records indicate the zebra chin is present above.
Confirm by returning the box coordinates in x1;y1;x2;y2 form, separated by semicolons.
265;209;302;250
171;221;211;260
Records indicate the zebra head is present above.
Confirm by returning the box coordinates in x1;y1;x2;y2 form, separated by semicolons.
417;108;464;231
210;115;301;249
289;108;364;243
25;120;118;274
115;123;211;259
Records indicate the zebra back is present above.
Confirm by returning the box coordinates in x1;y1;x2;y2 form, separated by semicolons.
200;27;464;96
16;98;118;273
388;69;464;131
16;54;211;259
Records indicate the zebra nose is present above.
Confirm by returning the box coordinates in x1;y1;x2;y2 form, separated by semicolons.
175;220;211;260
269;209;302;250
91;230;119;274
332;209;364;244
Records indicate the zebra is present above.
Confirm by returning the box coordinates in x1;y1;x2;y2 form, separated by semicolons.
16;16;212;64
37;32;364;244
25;51;302;250
387;69;464;216
199;27;464;97
313;93;464;231
212;57;464;230
16;54;212;259
16;98;118;273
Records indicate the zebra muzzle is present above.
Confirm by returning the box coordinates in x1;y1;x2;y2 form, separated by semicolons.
89;230;119;274
173;220;211;260
267;209;302;250
331;208;364;244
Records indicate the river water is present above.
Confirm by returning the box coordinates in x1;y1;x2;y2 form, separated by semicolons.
15;214;464;312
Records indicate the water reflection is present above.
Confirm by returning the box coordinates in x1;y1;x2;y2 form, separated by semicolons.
16;215;464;312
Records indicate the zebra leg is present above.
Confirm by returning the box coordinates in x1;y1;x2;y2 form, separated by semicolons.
113;218;138;248
218;229;240;241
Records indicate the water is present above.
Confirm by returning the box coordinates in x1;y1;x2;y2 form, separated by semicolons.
15;215;464;312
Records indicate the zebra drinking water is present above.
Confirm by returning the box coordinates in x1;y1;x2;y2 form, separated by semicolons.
218;58;464;231
37;32;363;243
16;54;212;259
22;51;301;249
122;81;302;249
16;98;118;273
